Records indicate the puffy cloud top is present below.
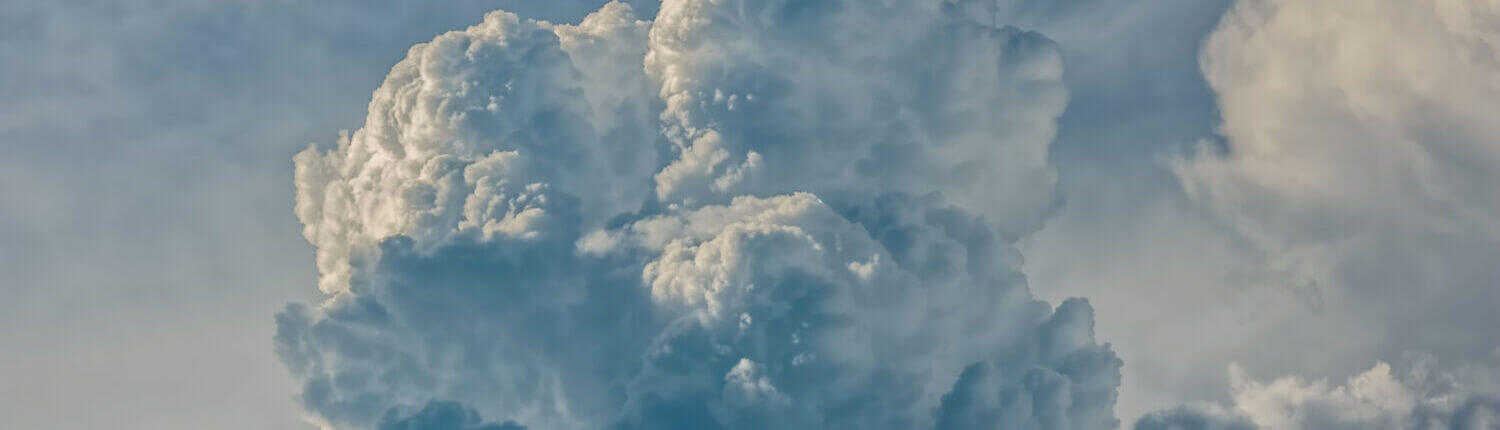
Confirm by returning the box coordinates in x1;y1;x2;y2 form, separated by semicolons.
1177;0;1500;333
1184;0;1500;263
1137;0;1500;427
294;4;660;294
648;0;1066;237
281;1;1120;429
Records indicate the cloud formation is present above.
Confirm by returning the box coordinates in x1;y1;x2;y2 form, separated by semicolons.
280;1;1119;429
1131;0;1500;427
292;4;660;294
1015;0;1500;422
379;401;527;430
277;0;1500;428
645;0;1066;237
1177;0;1500;357
1134;358;1500;430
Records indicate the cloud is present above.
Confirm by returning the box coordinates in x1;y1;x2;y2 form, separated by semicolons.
378;401;527;430
279;1;1120;429
293;3;660;294
1133;357;1500;430
1018;0;1500;422
611;193;1120;429
646;0;1066;237
1175;0;1500;359
1186;0;1500;256
1126;0;1500;426
1133;404;1257;430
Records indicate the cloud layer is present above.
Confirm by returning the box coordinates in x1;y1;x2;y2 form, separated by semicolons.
280;1;1119;429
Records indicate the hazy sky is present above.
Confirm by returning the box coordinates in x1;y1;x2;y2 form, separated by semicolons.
3;1;1497;429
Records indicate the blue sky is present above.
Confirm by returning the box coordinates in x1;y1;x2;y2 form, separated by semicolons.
3;1;1498;429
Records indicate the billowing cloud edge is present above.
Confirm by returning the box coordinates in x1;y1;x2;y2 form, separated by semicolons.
278;1;1121;429
1146;0;1500;428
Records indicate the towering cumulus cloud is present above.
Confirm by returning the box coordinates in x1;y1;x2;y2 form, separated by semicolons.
278;1;1120;429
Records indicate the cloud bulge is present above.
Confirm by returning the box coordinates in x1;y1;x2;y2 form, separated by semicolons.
280;1;1121;429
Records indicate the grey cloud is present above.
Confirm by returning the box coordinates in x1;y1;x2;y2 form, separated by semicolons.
1133;358;1500;430
292;4;660;294
647;0;1067;238
280;191;1122;428
1022;0;1500;422
272;0;1500;428
378;401;528;430
1177;0;1500;361
1118;0;1500;424
1132;404;1256;430
1139;404;1264;429
277;0;1122;428
607;194;1120;429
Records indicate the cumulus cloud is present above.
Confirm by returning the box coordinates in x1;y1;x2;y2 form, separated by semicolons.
293;3;660;294
646;0;1066;237
1134;357;1500;430
272;0;1500;428
1128;0;1500;427
280;1;1120;429
378;401;527;430
1176;0;1500;358
1011;0;1500;422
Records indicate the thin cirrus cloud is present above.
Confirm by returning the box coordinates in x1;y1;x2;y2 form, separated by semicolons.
259;0;1497;428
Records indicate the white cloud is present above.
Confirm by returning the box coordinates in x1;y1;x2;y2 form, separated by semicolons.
646;0;1066;237
1137;357;1500;430
279;190;1124;429
1178;0;1500;318
276;0;1500;428
278;1;1121;429
293;6;660;294
1127;0;1500;426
